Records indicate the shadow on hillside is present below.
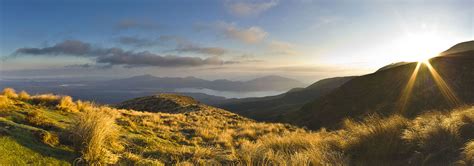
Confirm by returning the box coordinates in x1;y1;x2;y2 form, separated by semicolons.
6;127;77;163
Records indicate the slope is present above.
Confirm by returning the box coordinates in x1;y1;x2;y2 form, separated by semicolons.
289;41;474;129
2;89;474;165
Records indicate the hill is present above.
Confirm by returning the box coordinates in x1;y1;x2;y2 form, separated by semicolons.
215;76;355;121
288;41;474;129
2;88;474;165
441;40;474;56
116;94;201;113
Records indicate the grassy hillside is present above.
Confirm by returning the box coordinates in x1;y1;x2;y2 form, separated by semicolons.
216;76;355;121
2;88;474;165
289;48;474;130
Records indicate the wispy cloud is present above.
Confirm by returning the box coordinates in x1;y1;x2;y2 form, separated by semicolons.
116;35;228;56
267;40;300;56
12;40;235;67
225;0;279;17
216;21;268;44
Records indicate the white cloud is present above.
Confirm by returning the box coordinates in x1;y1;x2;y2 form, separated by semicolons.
226;0;279;17
217;22;268;44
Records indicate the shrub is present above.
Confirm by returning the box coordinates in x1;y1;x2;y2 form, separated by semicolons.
57;96;78;112
70;107;121;165
1;88;18;98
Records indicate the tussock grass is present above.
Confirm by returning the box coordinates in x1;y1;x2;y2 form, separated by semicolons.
0;95;13;109
18;91;31;100
70;107;121;165
2;88;18;98
30;94;61;106
57;96;78;112
343;115;410;165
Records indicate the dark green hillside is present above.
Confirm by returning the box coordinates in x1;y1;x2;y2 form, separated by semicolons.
216;76;355;121
290;41;474;129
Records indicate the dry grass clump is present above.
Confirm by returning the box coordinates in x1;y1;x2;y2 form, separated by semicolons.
460;140;474;165
1;88;18;98
18;90;31;100
70;107;122;165
30;94;61;106
0;95;14;109
402;108;474;165
57;96;78;112
236;131;347;166
343;115;411;165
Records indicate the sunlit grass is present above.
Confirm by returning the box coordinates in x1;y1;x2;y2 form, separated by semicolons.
0;88;473;165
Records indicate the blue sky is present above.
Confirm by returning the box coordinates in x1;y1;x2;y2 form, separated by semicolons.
0;0;473;82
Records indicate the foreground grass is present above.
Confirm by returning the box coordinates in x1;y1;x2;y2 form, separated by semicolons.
1;88;474;165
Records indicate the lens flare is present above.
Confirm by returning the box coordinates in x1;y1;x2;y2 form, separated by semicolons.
424;61;462;107
398;60;462;113
398;62;422;113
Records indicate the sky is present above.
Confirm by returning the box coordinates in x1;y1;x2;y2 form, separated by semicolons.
0;0;473;83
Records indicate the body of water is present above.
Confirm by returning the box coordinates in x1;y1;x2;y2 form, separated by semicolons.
174;88;285;99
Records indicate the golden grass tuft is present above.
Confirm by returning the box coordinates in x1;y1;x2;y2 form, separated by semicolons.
57;96;78;112
237;132;347;165
18;90;31;100
0;95;14;109
70;107;121;165
343;115;410;165
30;94;61;106
1;88;18;98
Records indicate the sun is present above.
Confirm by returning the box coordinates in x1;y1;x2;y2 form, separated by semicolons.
390;31;451;63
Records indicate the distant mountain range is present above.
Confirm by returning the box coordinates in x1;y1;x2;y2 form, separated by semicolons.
0;75;305;104
95;75;305;92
